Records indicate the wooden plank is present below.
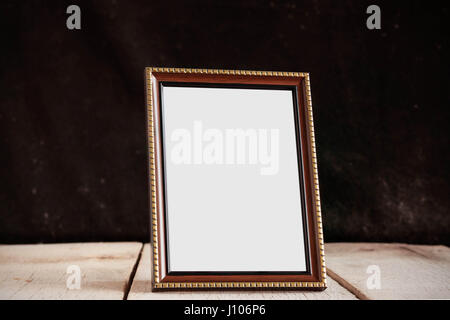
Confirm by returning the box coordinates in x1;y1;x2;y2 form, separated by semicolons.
0;242;142;300
325;243;450;300
128;244;357;300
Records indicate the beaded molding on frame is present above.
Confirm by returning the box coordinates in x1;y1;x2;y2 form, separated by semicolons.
145;67;326;289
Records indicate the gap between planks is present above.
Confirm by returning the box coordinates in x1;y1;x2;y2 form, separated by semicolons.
123;243;144;300
326;268;369;300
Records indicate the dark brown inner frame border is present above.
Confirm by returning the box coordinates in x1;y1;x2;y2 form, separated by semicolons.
159;82;311;276
149;71;324;286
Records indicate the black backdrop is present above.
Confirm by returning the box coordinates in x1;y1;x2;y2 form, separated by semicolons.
1;0;449;244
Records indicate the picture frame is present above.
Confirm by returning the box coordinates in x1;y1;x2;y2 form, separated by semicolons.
145;67;326;291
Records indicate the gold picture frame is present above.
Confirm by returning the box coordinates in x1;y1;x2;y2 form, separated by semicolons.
145;67;326;290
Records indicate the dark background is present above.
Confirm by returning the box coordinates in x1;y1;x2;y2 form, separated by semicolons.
1;0;448;244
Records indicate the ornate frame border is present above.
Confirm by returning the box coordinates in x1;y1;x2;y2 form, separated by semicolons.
145;67;326;290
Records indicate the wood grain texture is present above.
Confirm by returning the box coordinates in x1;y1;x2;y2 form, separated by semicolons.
0;242;142;300
1;242;447;300
128;244;357;300
325;243;450;300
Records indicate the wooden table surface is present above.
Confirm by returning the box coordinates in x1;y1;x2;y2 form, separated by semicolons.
0;242;448;300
